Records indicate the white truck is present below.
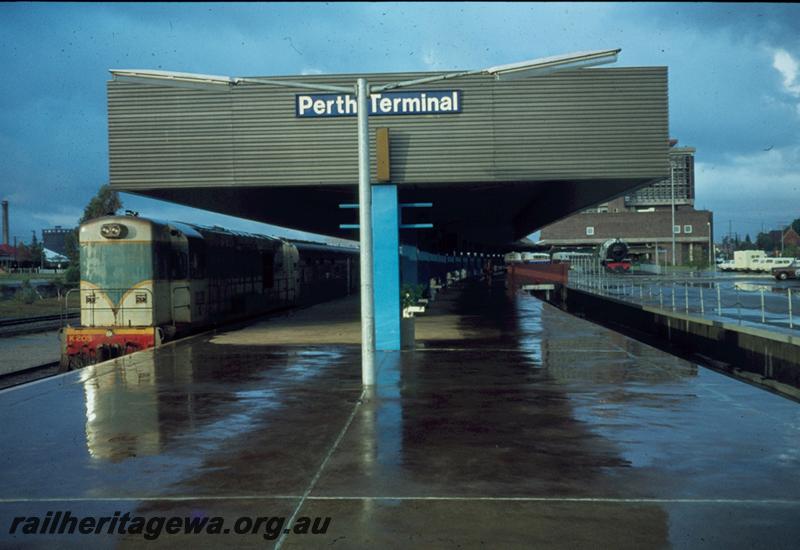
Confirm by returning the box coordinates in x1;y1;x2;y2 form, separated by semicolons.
733;250;767;271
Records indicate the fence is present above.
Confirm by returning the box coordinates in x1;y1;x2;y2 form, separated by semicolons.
568;257;799;332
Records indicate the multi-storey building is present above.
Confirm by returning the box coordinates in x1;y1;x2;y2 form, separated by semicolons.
539;142;713;265
42;226;74;257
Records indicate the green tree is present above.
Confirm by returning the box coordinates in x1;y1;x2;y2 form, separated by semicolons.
64;264;80;283
791;218;800;235
15;242;41;267
755;232;776;253
81;184;122;223
63;185;123;282
29;233;44;268
732;233;742;250
52;276;67;300
15;280;38;304
720;235;735;258
687;256;709;269
64;230;79;265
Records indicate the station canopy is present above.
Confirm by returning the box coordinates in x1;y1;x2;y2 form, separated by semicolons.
107;59;669;252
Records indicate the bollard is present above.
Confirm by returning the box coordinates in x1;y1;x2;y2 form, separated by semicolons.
639;284;643;301
790;289;794;329
717;283;722;316
760;289;765;324
659;287;664;308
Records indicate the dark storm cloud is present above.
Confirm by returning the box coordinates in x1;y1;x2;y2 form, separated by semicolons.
1;2;798;243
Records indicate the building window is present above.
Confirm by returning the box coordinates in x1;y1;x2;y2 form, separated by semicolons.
684;225;693;234
586;226;595;236
673;225;681;234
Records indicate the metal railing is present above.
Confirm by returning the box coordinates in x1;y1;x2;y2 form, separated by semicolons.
63;287;154;328
568;258;799;333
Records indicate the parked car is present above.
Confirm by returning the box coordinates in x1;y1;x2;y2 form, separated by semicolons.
754;256;797;273
772;261;800;281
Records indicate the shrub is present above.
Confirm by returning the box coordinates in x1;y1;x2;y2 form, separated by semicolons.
685;256;710;270
401;283;426;308
64;265;80;284
15;280;39;305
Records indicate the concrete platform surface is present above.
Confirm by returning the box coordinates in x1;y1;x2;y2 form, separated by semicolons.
0;281;799;548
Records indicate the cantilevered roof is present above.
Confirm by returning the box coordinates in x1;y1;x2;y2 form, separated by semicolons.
107;63;668;252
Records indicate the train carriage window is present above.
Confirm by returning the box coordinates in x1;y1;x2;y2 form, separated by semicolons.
188;241;207;279
262;252;275;289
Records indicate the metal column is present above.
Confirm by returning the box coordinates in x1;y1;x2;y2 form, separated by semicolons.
372;184;401;350
356;77;375;385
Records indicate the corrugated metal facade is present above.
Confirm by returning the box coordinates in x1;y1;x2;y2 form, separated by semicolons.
107;67;669;189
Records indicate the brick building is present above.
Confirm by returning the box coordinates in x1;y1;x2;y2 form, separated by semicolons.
766;228;800;254
0;244;14;271
539;142;714;265
783;228;800;248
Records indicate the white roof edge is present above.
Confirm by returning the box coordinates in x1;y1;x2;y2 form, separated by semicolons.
109;69;239;85
484;49;621;74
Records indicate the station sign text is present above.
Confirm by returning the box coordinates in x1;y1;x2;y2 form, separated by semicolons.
295;90;461;118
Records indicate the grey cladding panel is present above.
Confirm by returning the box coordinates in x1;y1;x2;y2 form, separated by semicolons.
108;67;668;188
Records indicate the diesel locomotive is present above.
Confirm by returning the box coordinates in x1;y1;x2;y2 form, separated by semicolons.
61;215;358;370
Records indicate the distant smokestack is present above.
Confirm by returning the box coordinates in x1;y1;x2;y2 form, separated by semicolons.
1;200;8;246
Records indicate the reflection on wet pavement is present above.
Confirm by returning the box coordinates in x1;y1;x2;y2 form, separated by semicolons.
0;280;798;548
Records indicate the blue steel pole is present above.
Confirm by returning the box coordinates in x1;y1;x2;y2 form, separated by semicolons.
357;77;375;386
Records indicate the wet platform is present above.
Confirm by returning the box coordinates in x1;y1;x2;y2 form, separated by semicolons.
1;281;799;548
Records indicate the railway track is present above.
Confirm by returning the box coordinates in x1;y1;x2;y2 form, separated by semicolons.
0;361;61;391
0;313;78;328
0;313;78;337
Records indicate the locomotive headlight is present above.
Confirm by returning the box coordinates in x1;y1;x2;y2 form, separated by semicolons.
100;223;127;239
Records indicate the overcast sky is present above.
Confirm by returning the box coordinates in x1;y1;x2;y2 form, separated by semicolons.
1;2;799;246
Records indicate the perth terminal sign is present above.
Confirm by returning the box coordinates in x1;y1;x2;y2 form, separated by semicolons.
296;90;461;118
